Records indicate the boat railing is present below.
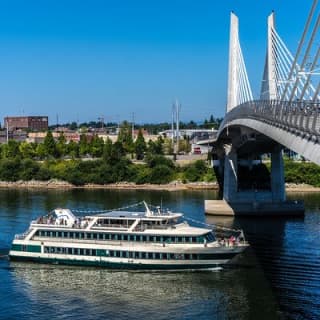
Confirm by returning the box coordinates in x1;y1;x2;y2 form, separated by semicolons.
14;232;28;240
134;224;174;231
93;223;132;229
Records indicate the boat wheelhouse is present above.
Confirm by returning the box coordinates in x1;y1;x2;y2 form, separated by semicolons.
9;202;248;270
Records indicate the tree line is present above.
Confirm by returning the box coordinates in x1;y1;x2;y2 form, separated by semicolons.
0;123;215;185
49;115;223;133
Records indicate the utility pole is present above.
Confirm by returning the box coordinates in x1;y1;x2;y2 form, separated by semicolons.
131;112;135;140
97;116;105;131
6;117;8;143
171;103;175;146
172;99;181;156
176;100;181;154
56;114;59;130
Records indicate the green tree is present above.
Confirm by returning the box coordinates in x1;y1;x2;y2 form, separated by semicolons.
19;142;35;159
148;136;164;155
43;131;57;157
134;129;147;160
145;154;174;169
183;160;208;182
89;135;104;157
56;133;67;157
103;141;126;165
0;158;21;181
149;165;173;184
35;143;47;159
79;134;90;156
2;140;20;158
66;140;79;158
19;159;40;180
102;138;113;162
117;121;134;154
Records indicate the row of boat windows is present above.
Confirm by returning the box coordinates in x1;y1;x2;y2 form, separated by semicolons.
44;246;217;260
36;230;215;243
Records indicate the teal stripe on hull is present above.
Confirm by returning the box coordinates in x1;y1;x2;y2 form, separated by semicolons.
9;255;225;270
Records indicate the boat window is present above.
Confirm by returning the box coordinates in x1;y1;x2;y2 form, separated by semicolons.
184;254;190;260
205;232;215;242
156;236;161;242
171;236;176;243
155;253;160;259
177;237;183;243
191;237;197;243
197;236;204;243
123;235;128;241
93;233;97;240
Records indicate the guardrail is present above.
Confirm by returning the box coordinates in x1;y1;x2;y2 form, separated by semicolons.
219;100;320;139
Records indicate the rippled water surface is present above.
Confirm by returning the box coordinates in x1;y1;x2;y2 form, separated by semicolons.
0;189;319;319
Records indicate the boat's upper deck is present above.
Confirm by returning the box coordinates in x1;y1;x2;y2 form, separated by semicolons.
30;206;210;235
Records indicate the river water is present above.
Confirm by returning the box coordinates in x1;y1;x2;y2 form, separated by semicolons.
0;189;319;320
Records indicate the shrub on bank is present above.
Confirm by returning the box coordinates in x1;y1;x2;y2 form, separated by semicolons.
285;160;320;187
182;160;215;182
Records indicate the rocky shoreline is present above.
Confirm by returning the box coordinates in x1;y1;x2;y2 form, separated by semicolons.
0;180;319;192
0;179;219;191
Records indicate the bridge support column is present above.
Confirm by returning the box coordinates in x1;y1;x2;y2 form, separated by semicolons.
271;147;286;202
223;145;238;202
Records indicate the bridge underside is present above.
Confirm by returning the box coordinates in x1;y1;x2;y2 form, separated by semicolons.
205;125;304;216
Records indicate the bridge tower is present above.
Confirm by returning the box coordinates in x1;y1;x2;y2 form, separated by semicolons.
206;12;305;216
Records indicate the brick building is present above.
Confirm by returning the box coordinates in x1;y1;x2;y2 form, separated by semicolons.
4;116;48;131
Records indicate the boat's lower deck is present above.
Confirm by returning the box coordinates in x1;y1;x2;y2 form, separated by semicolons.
9;243;246;269
9;253;232;270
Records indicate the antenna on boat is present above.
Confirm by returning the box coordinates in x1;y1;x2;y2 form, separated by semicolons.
143;201;153;216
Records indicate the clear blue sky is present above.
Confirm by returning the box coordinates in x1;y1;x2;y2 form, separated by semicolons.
0;0;312;125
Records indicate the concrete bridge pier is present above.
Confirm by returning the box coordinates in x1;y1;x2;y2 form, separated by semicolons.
223;144;237;202
206;145;304;216
271;147;285;202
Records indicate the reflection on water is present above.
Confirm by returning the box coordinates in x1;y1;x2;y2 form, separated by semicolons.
7;260;277;320
1;188;320;319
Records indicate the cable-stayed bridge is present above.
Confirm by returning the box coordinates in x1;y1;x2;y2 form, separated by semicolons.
205;1;320;215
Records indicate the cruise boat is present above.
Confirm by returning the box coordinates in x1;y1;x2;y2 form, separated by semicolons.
9;202;249;270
